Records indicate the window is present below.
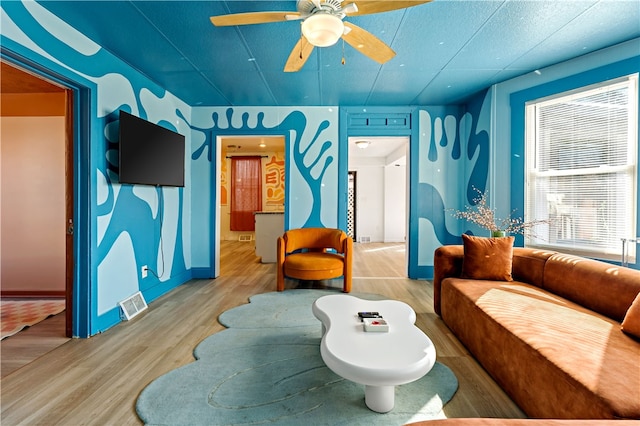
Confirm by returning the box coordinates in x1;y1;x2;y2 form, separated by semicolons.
525;74;638;261
230;156;262;231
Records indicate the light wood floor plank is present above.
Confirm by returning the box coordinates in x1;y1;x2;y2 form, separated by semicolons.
0;240;525;424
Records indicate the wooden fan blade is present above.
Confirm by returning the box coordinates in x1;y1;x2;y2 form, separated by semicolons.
342;22;395;64
210;11;299;27
284;37;315;72
343;1;431;16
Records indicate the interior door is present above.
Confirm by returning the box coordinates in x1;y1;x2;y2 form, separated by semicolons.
64;89;74;338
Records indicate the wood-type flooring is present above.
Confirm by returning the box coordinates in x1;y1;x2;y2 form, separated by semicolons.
0;240;525;425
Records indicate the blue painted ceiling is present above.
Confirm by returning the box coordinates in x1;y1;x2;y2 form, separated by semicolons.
38;0;640;107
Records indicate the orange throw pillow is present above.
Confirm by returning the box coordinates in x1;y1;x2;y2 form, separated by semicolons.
462;233;515;281
621;292;640;339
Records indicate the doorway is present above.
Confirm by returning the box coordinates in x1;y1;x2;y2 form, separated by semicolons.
0;61;75;338
347;136;409;273
215;135;285;274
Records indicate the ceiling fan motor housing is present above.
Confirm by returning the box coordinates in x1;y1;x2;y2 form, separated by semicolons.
298;0;346;17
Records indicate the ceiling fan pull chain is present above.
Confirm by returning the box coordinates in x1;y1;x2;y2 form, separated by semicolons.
341;39;346;65
299;24;304;59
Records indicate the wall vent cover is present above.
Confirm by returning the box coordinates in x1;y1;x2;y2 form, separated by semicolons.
238;234;253;242
119;291;148;320
359;236;371;243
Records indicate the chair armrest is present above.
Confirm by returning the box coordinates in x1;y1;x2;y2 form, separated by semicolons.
433;245;464;316
342;235;353;261
276;236;286;291
277;236;286;265
342;235;353;293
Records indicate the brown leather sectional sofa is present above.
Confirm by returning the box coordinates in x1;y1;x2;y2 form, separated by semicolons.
432;245;640;420
407;420;640;426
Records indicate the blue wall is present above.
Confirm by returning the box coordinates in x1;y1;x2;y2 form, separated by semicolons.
2;1;637;336
411;94;492;278
2;1;193;335
189;106;340;277
492;39;640;261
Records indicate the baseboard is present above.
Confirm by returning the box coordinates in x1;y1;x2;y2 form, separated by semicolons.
191;267;214;279
1;290;66;298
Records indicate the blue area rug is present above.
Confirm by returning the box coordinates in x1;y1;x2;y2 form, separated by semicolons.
136;290;458;425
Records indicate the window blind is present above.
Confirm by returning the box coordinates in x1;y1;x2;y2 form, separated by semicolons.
525;75;638;260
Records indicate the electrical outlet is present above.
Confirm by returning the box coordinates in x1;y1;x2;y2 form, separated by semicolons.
141;265;148;278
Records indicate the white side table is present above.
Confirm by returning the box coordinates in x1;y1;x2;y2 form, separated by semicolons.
312;294;436;413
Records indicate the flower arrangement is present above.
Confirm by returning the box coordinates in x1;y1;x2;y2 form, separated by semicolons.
450;187;551;237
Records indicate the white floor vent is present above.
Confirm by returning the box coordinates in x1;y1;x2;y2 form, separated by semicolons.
119;291;148;320
238;234;253;242
359;236;371;243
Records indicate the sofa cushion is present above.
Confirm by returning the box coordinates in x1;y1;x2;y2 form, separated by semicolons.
543;253;640;322
621;292;640;339
283;252;344;280
511;247;556;288
461;234;514;281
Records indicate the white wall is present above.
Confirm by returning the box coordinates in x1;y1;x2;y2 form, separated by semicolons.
350;138;408;243
1;116;66;294
384;163;406;242
352;162;384;242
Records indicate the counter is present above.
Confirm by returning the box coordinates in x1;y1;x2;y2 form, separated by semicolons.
254;212;284;263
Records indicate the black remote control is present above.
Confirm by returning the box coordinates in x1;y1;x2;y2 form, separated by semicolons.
357;312;382;321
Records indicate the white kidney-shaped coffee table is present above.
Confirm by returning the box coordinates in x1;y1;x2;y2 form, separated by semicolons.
312;294;436;413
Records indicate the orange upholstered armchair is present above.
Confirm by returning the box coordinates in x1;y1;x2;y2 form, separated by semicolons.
276;228;353;292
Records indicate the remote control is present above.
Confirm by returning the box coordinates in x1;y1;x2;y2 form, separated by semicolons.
358;312;382;321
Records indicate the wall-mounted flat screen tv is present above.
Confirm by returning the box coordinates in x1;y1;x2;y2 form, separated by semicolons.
118;110;185;187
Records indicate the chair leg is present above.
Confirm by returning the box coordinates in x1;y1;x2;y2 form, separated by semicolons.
343;274;352;293
277;269;285;291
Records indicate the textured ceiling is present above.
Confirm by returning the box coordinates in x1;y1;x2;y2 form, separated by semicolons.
35;0;640;107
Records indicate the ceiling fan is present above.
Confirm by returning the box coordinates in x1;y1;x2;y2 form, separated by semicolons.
210;0;431;72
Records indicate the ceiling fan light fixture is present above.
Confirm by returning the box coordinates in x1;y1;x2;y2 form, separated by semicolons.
301;13;344;47
355;140;370;149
